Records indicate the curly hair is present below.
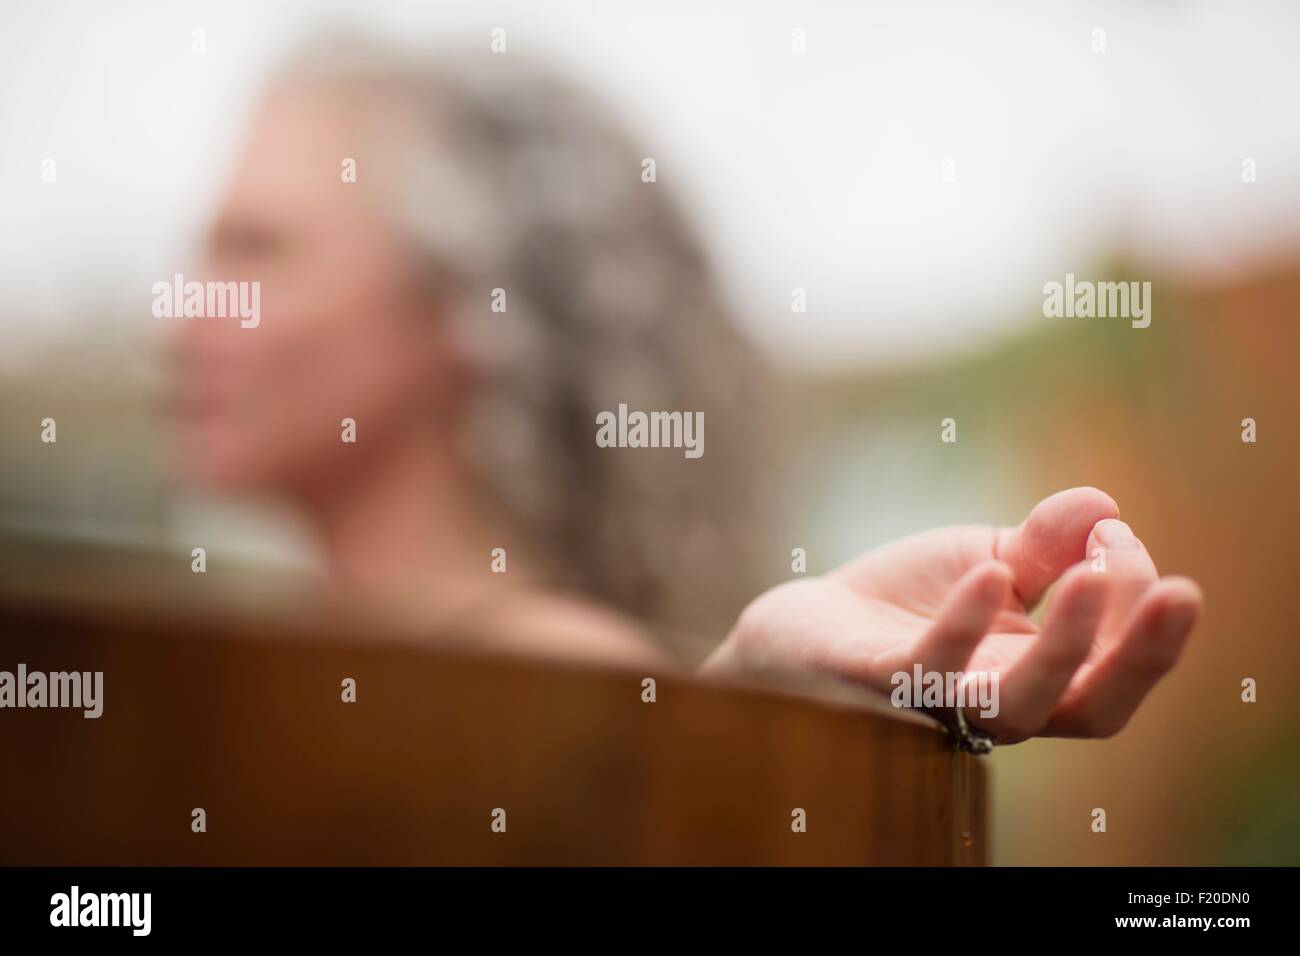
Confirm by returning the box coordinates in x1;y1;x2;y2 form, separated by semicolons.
274;34;767;649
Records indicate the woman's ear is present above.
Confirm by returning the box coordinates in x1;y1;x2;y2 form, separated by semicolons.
407;288;477;416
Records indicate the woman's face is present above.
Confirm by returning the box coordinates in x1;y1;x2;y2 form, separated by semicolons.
171;85;453;496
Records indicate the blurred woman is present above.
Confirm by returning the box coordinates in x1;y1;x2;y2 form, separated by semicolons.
172;34;1202;743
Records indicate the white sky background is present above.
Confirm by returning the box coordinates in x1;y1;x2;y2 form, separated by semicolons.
2;0;1299;374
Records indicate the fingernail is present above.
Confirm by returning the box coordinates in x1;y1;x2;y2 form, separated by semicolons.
1094;518;1139;550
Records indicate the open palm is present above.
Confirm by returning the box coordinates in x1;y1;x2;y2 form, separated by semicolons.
706;488;1202;742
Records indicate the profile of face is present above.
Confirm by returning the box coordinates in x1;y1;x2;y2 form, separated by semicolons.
171;85;458;498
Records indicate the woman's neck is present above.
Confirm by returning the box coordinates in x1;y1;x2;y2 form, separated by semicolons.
299;428;519;608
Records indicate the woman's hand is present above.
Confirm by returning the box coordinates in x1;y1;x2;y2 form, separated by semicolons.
704;488;1202;742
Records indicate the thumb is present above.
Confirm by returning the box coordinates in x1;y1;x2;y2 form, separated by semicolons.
995;487;1120;608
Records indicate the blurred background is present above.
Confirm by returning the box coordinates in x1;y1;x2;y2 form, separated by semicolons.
2;0;1298;864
